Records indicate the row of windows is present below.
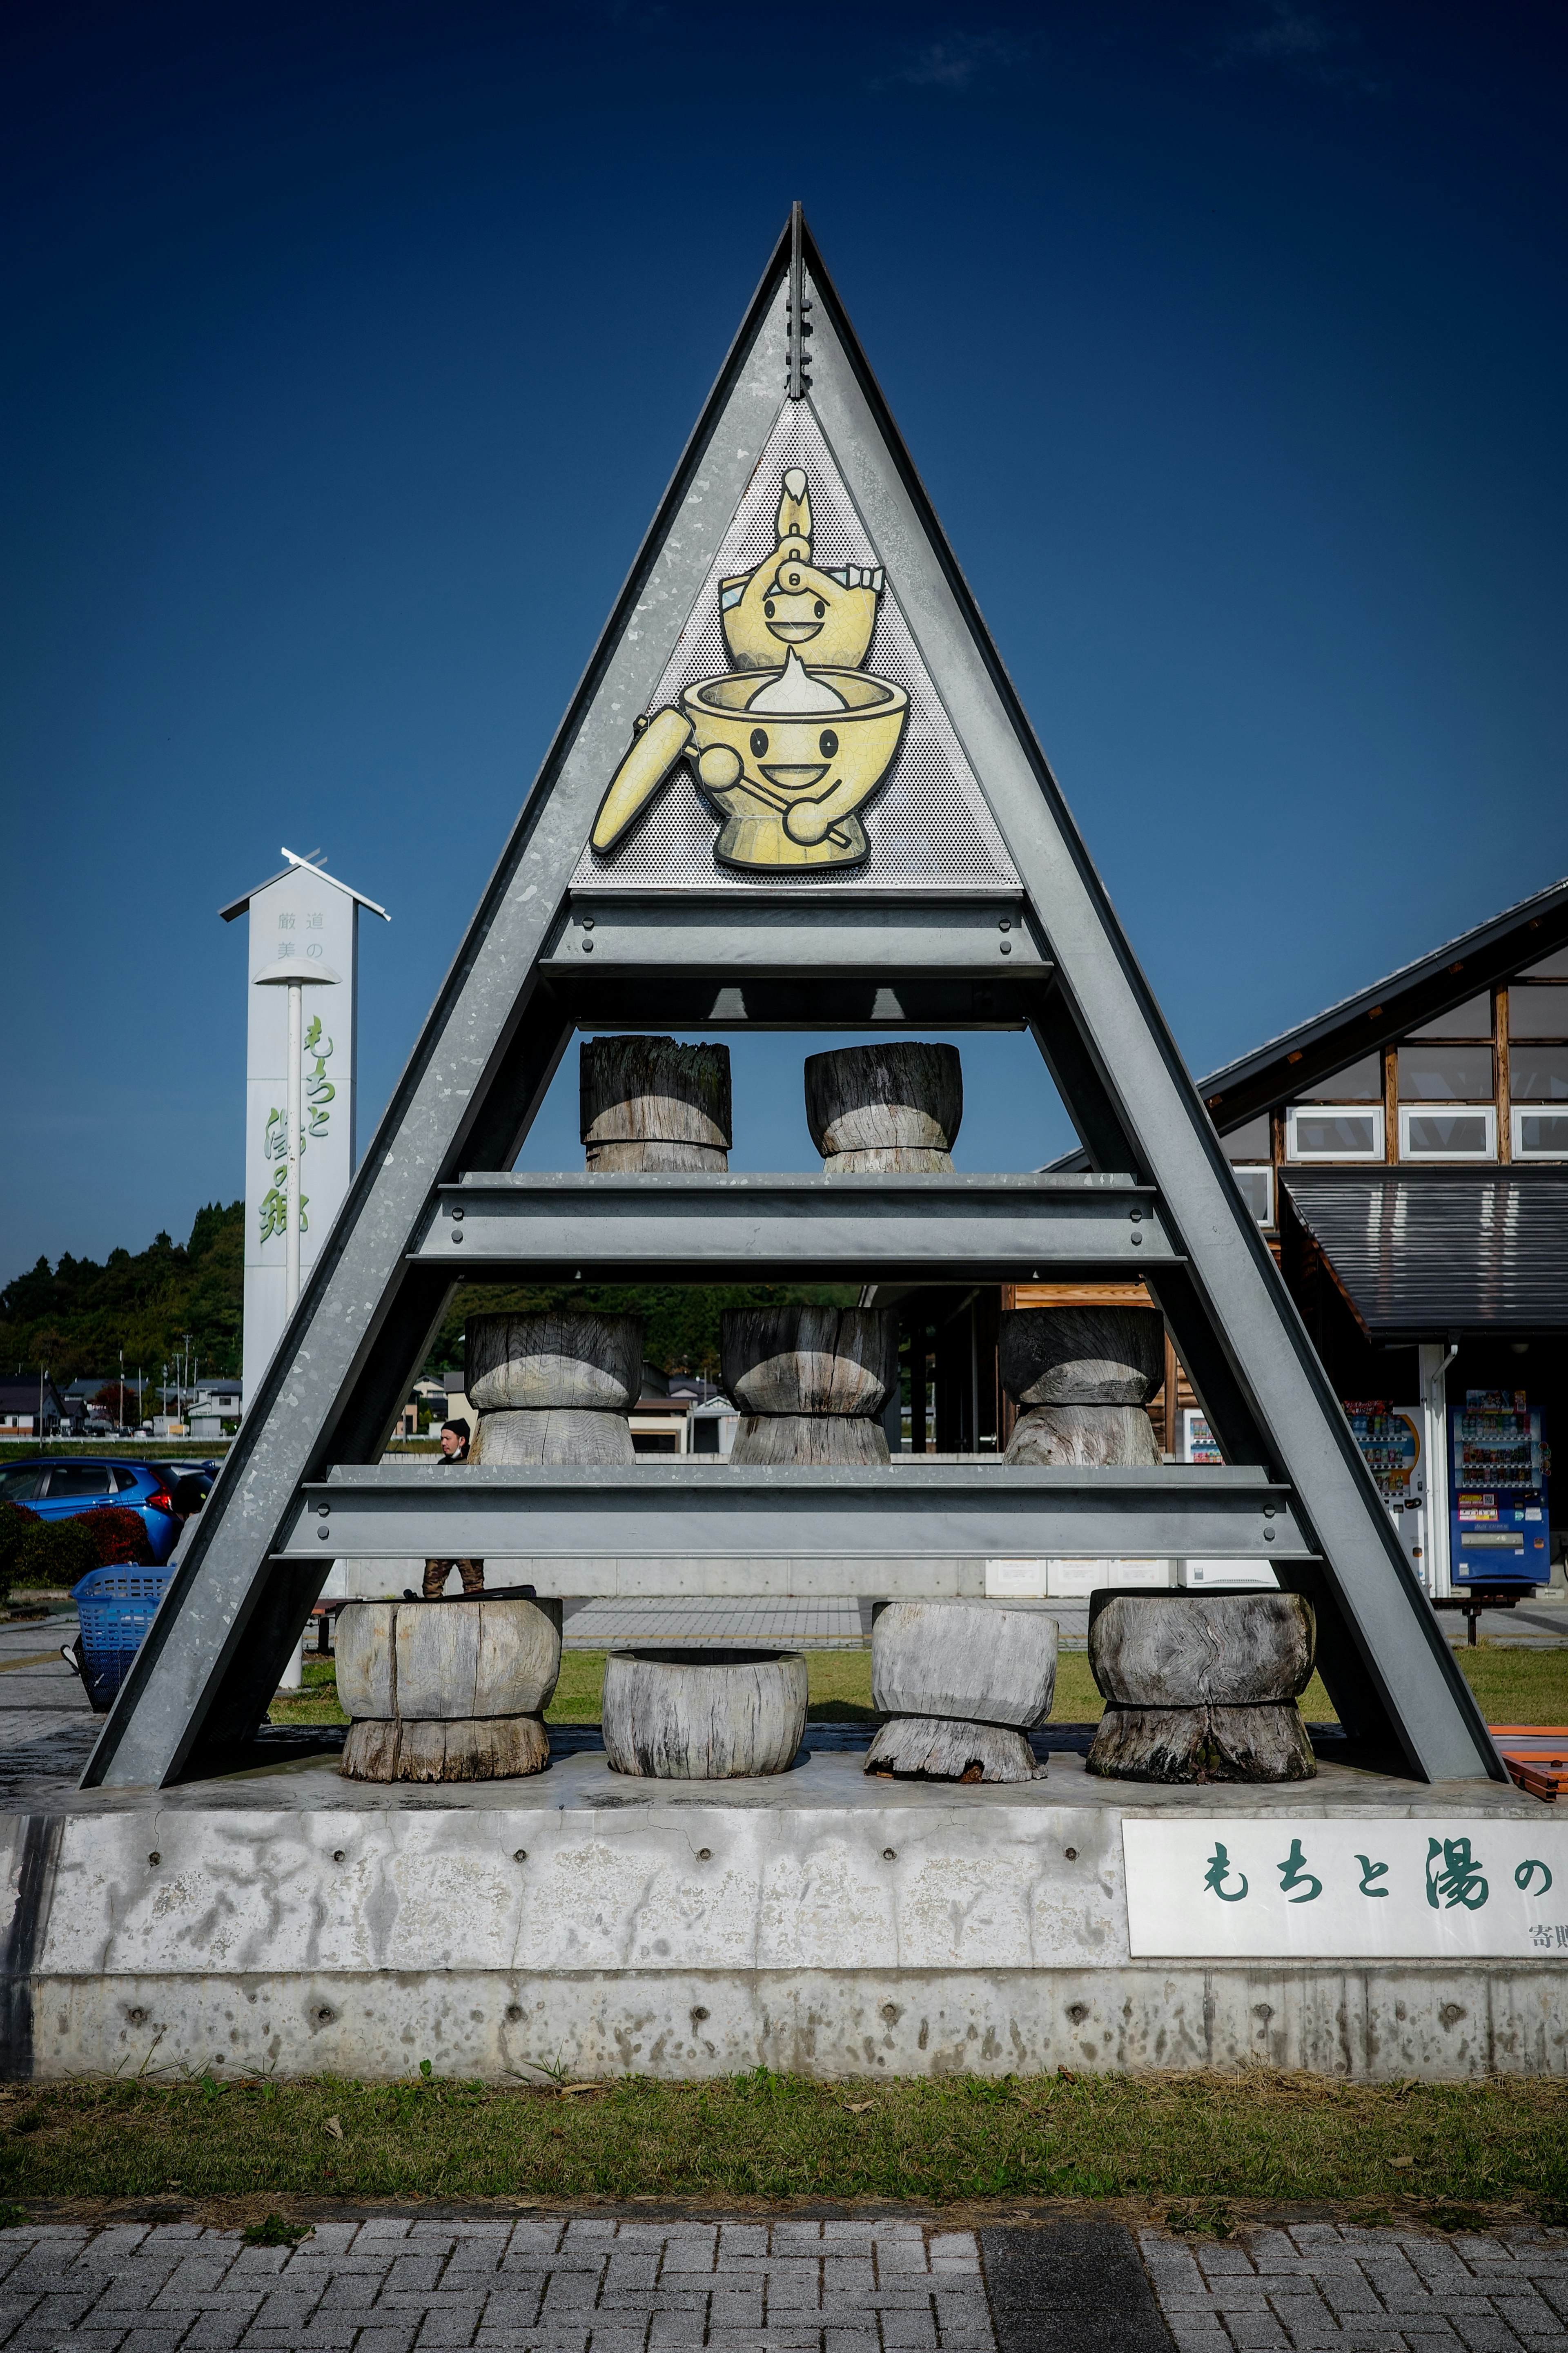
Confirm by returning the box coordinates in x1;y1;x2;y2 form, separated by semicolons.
1284;1104;1568;1162
1227;1104;1568;1233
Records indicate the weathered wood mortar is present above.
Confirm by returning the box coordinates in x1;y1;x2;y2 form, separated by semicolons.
722;1305;898;1465
865;1599;1056;1784
580;1034;732;1172
336;1595;561;1783
1001;1303;1165;1467
467;1309;643;1466
1086;1588;1318;1783
804;1041;962;1173
602;1646;809;1778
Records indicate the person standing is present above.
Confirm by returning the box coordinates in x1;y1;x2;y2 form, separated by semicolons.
423;1417;484;1598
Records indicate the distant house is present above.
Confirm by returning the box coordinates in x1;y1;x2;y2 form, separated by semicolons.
190;1378;243;1436
0;1377;65;1437
61;1376;145;1432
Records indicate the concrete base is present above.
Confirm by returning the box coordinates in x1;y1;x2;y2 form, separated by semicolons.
2;1725;1561;2084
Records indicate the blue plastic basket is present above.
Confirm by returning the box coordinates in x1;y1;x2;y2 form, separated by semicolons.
71;1565;173;1710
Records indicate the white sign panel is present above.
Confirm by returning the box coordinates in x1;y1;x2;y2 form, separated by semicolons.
985;1559;1172;1599
242;869;359;1401
1123;1817;1568;1960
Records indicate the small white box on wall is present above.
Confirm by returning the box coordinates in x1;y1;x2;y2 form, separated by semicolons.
1179;1559;1278;1588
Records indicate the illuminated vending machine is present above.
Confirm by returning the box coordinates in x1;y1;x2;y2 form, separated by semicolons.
1449;1389;1551;1588
1343;1402;1427;1582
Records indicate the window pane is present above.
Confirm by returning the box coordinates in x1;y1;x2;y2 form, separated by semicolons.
1221;1114;1270;1161
1508;987;1568;1039
1510;1044;1568;1101
1520;947;1568;979
1292;1111;1379;1156
1403;1112;1491;1157
46;1466;111;1499
1407;992;1492;1040
1232;1166;1274;1224
1398;1044;1493;1101
0;1467;47;1503
1517;1112;1568;1156
1298;1053;1381;1101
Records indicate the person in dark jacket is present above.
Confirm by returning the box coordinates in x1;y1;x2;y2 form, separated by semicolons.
423;1418;484;1597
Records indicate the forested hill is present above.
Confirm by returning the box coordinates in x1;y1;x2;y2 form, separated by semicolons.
0;1203;244;1384
1;1199;850;1390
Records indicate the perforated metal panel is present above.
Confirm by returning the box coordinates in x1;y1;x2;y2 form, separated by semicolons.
573;401;1020;894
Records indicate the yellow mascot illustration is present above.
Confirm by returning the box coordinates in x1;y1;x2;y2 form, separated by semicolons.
590;468;907;870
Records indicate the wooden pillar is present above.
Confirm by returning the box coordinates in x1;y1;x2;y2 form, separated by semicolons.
804;1042;962;1172
467;1310;643;1464
721;1305;899;1464
581;1035;731;1171
1087;1590;1317;1783
1001;1304;1165;1467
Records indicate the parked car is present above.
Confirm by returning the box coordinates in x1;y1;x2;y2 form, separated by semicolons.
146;1461;220;1513
0;1460;180;1564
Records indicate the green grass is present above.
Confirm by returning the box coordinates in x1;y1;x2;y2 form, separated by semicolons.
3;2071;1567;2212
268;1641;1568;1732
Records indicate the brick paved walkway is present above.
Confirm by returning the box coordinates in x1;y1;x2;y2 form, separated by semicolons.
0;2213;1563;2352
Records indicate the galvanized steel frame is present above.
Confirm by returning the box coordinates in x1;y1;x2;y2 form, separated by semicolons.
82;214;1501;1789
281;1462;1312;1586
418;1172;1178;1283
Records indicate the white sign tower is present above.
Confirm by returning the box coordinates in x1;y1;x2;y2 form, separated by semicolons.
220;849;388;1412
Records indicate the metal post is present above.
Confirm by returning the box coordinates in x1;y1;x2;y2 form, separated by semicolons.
1419;1340;1459;1601
285;979;303;1315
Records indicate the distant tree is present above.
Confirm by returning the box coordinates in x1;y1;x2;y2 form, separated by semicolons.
91;1383;137;1424
0;1202;244;1387
423;1278;860;1388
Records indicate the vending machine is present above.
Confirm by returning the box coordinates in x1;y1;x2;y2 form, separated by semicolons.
1449;1390;1551;1588
1343;1403;1427;1582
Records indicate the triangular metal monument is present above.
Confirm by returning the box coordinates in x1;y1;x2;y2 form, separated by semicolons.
85;208;1500;1790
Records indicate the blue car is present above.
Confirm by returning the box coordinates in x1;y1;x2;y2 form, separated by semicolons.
0;1459;181;1564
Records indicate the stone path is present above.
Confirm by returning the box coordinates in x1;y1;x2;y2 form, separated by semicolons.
0;1615;89;1751
0;2213;1564;2353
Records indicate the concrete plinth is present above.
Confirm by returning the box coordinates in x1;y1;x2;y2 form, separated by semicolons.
2;1726;1562;2084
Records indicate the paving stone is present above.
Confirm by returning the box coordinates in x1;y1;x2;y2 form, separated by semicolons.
180;2322;257;2353
713;2228;769;2259
1224;2318;1292;2349
645;2317;710;2350
411;2323;481;2349
1198;2246;1262;2278
880;2309;939;2349
823;2254;875;2286
510;2225;570;2255
704;2291;762;2329
1164;2323;1232;2353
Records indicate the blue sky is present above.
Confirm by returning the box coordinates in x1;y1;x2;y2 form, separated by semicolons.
3;1;1564;1274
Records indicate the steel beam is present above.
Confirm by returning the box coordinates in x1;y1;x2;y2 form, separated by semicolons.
545;892;1044;975
562;975;1037;1029
414;1172;1179;1281
281;1462;1310;1586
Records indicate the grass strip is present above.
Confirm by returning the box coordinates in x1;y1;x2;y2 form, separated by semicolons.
3;2072;1567;2212
271;1643;1566;1731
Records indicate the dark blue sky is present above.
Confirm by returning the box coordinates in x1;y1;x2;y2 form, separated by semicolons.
3;1;1564;1276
